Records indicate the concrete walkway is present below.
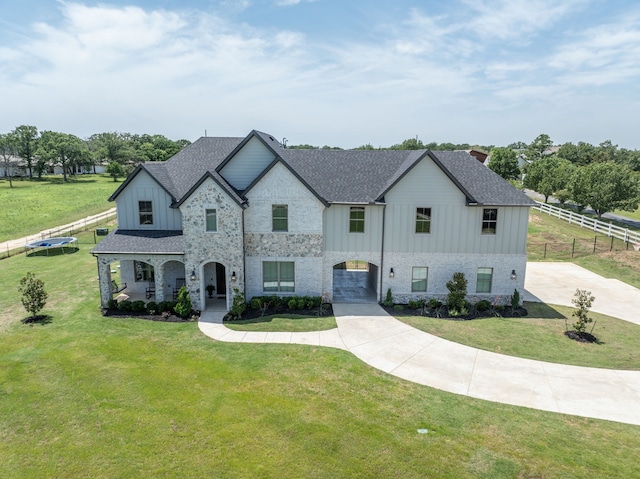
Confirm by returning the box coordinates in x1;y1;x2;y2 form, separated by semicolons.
199;262;640;426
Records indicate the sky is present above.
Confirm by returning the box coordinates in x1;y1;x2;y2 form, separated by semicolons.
1;0;639;149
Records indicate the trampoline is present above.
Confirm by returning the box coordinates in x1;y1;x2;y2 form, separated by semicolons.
25;237;78;256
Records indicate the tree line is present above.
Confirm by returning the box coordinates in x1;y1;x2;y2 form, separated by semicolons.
0;125;190;186
487;134;640;219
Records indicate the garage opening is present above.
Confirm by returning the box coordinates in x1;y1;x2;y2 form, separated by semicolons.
332;261;378;303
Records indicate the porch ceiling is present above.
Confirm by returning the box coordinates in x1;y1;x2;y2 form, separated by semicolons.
91;229;184;255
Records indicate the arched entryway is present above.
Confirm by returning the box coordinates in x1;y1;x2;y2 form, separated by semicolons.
201;261;228;311
332;260;378;303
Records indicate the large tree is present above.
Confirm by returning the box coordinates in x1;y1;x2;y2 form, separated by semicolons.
88;132;133;169
525;133;553;163
11;125;39;179
570;161;640;218
38;131;88;182
0;132;16;188
523;156;574;202
488;147;520;180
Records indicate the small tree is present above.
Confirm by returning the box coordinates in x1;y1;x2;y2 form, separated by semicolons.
173;286;192;318
510;289;520;313
18;272;48;320
446;272;467;312
106;161;125;182
571;289;595;334
228;288;246;320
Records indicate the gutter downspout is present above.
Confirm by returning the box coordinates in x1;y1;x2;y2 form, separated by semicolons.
379;203;386;303
241;205;247;310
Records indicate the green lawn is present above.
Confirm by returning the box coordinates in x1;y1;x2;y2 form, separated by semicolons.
226;313;336;332
396;302;640;370
2;237;640;477
0;174;119;242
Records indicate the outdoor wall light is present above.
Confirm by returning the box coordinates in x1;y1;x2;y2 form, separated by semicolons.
190;270;197;281
231;271;237;282
511;269;517;280
389;268;394;278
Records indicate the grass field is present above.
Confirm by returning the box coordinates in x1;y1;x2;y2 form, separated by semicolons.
0;174;118;242
397;302;640;370
2;193;640;477
1;239;640;477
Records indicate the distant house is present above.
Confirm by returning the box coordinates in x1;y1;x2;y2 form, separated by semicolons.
0;155;27;177
466;149;489;164
91;130;535;311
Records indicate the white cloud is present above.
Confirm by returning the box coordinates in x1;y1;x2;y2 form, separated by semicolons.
0;0;639;149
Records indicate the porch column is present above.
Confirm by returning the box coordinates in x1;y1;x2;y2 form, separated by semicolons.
154;262;165;303
97;258;112;308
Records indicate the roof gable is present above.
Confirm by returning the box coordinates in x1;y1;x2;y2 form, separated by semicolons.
242;158;329;207
109;164;176;203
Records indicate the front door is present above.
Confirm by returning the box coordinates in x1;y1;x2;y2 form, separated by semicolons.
216;263;226;296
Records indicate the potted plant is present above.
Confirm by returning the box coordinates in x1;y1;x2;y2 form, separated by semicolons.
206;284;215;298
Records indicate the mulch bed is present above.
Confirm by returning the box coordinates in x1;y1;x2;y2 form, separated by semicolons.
102;309;198;322
564;330;598;343
381;304;528;320
227;304;333;321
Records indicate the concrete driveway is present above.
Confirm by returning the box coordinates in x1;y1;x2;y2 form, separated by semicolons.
524;262;640;326
199;261;640;426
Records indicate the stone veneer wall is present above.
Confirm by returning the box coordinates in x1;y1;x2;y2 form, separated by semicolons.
381;252;527;305
243;161;326;301
179;177;245;311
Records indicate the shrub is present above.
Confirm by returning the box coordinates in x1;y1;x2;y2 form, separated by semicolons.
407;299;422;310
118;300;132;311
288;298;298;310
228;288;246;320
146;301;158;315
107;298;118;310
427;298;442;309
511;289;520;311
382;288;394;307
446;272;467;311
158;301;176;313
475;299;491;312
130;300;146;313
174;286;192;318
18;272;48;319
394;305;404;312
571;289;595;333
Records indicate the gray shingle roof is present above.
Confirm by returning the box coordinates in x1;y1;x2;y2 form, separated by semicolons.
90;230;184;254
111;131;534;208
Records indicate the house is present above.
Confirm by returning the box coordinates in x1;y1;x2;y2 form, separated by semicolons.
91;130;535;312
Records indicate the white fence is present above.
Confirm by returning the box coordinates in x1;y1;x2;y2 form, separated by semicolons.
533;201;640;246
38;208;117;239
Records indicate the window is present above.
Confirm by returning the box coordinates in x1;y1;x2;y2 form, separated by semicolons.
349;206;365;233
481;208;497;234
263;261;295;292
415;207;431;234
476;267;493;293
139;201;153;225
411;267;428;292
205;209;217;232
272;205;288;232
134;261;154;282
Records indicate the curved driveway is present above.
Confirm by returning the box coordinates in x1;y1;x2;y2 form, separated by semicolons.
199;262;640;426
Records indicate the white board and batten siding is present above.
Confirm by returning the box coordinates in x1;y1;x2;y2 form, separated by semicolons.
323;205;384;252
219;136;276;190
383;158;529;255
115;170;182;230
